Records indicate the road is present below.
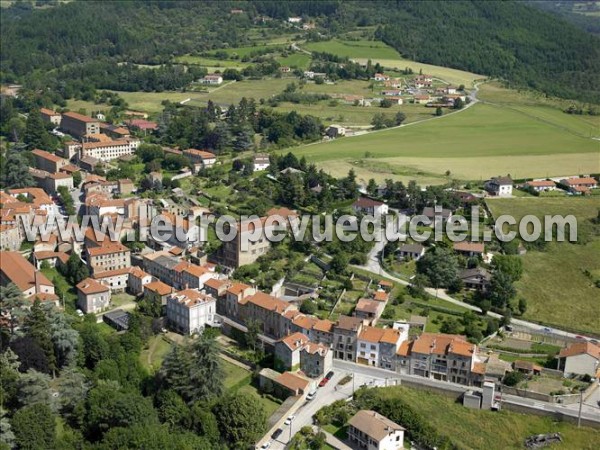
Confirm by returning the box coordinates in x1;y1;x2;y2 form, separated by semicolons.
353;214;597;342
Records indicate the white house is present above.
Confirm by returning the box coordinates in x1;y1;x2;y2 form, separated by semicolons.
484;176;513;196
556;342;600;377
397;243;425;261
352;197;389;217
348;410;405;450
373;73;390;82
253;154;270;172
201;74;223;85
166;289;217;335
288;17;302;23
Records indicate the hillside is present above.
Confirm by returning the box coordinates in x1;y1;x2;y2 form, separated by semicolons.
1;1;599;103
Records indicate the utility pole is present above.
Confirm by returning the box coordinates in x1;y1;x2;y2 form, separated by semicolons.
577;390;583;428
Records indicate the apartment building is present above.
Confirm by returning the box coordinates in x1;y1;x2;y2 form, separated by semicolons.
395;333;479;385
289;313;334;346
238;291;298;338
354;298;386;325
356;326;404;369
274;332;309;372
274;332;333;378
31;149;70;173
166;289;217;335
222;282;255;320
332;315;365;361
85;242;131;275
60;111;101;137
183;149;216;170
40;108;62;126
81;138;140;161
76;277;111;313
300;341;333;378
144;280;174;306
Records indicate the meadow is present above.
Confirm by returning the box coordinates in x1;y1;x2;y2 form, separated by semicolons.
486;197;600;334
288;102;600;183
303;38;402;59
366;386;600;450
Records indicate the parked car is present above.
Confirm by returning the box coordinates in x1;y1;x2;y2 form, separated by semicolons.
260;441;271;449
325;371;334;379
271;429;282;440
306;391;317;401
319;377;329;387
284;415;295;426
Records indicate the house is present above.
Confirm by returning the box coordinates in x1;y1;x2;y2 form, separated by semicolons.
373;73;390;82
300;341;333;378
395;333;480;386
513;360;543;377
252;153;270;171
352;197;389;217
560;177;598;194
31;149;69;173
413;74;433;88
279;66;291;73
347;410;405;450
458;268;491;291
288;17;302;23
183;149;216;170
484;176;513;197
396;243;425;261
354;298;386;325
413;94;430;104
144;280;174;307
239;291;297;338
382;89;402;96
453;241;485;257
332;315;365;361
422;206;453;225
0;224;21;251
524;180;557;192
126;119;158;133
357;327;404;368
274;332;310;372
76;278;111;314
222;282;255;319
128;266;152;296
200;74;223;85
556;342;600;377
32;251;69;270
325;124;346;138
40;108;62;126
93;268;131;293
103;309;130;331
166;289;217;335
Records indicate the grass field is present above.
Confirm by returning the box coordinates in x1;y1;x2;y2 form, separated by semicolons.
304;39;402;60
173;55;250;69
139;335;173;372
486;197;600;334
366;386;599;450
65;99;113;114
276;52;311;69
288;102;600;184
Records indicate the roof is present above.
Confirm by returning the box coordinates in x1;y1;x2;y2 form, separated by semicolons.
373;291;389;302
82;139;134;150
379;279;393;287
411;333;475;358
561;177;597;186
356;298;382;315
422;206;452;219
514;360;543;372
128;266;150;279
76;277;109;295
453;241;485;253
62;111;98;123
525;180;556;188
204;278;227;291
40;108;60;116
92;267;132;279
292;314;319;330
353;197;385;208
226;282;252;296
335;315;364;332
398;243;425;254
558;342;600;360
472;362;486;375
87;242;129;257
169;289;214;308
279;332;309;351
246;291;291;314
32;148;63;163
358;326;401;344
0;251;54;292
144;281;173;296
459;267;491;282
33;251;69;264
488;176;513;185
313;318;334;333
348;410;404;441
183;148;216;159
276;371;310;393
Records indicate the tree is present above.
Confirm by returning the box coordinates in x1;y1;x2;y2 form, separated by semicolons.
395;111;407;125
440;317;462;334
156;389;190;430
98;424;213;450
72;170;82;187
47;307;79;368
366;178;378;195
1;150;34;189
491;255;523;282
517;297;528;315
15;369;51;408
23;300;56;375
488;271;516;309
416;247;459;289
0;283;27;335
330;252;349;274
11;403;56;450
299;299;317;315
380;98;393;108
0;349;21;410
453;98;464;109
214;393;267;448
0;408;15;449
245;319;262;352
60;253;89;285
435;107;443;116
371;112;388;130
160;334;224;404
503;371;525;387
23;110;54;150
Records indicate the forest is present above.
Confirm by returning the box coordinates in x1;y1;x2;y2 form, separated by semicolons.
1;1;599;103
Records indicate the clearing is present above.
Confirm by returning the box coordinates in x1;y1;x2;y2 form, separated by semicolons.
486;197;600;334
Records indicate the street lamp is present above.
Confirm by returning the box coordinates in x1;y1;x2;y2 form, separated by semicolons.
288;416;294;441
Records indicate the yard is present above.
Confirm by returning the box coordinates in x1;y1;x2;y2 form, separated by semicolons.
221;358;282;418
139;334;173;372
486;197;600;334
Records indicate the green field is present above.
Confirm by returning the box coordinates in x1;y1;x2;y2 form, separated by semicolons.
173;55;250;69
304;39;401;60
139;335;173;372
288;102;600;184
486;197;600;334
276;52;311;69
65;99;113;114
362;386;599;450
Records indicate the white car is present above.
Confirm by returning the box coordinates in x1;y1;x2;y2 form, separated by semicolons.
306;391;317;401
260;441;271;449
284;415;295;426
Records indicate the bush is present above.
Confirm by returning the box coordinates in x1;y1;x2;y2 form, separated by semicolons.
503;371;525;387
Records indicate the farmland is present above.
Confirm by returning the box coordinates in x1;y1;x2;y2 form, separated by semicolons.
486;197;600;334
304;38;402;60
288;102;600;184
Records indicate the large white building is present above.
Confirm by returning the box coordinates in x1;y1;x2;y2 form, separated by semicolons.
80;138;140;161
556;342;600;377
166;289;217;335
